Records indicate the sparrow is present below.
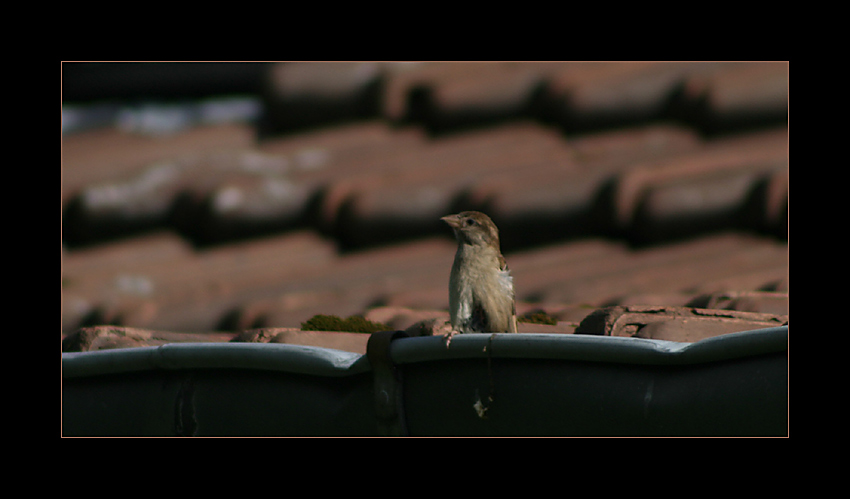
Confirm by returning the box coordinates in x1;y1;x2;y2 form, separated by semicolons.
441;211;517;344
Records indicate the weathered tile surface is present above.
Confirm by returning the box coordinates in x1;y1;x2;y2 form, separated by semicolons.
62;62;788;347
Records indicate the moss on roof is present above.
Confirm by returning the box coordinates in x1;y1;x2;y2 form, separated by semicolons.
301;314;390;333
517;310;558;325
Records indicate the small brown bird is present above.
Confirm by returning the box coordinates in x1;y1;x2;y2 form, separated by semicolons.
441;211;517;342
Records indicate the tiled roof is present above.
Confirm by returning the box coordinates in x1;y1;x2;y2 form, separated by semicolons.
61;62;788;354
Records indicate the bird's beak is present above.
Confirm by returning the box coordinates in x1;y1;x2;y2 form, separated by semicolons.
441;214;462;229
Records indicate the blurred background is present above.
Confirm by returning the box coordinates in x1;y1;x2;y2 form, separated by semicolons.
61;61;788;337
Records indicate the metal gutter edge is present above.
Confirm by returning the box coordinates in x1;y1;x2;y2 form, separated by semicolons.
61;342;370;379
62;326;786;380
61;327;787;435
389;326;788;366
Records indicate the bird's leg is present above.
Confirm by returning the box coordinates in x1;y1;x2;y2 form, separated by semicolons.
443;329;459;348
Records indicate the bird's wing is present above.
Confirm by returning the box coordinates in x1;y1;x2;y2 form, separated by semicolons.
498;255;518;333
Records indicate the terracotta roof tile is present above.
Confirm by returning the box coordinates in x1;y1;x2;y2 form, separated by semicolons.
390;62;551;132
609;127;788;236
62;124;256;205
62;231;337;333
676;61;788;133
575;305;786;342
530;233;786;306
331;122;569;247
62;61;788;347
262;62;384;133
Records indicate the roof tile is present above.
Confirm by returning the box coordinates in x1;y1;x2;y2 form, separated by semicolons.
62;62;789;347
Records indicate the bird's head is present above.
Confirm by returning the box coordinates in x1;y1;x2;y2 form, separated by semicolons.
441;211;500;248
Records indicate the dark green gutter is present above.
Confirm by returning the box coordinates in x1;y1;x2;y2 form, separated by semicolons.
62;326;787;436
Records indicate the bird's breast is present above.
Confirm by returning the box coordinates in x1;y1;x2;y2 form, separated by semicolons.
449;245;514;332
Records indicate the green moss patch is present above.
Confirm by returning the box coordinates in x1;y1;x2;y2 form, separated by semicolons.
301;314;390;333
517;310;557;325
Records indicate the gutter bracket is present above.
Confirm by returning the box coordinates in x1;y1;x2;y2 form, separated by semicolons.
366;330;410;436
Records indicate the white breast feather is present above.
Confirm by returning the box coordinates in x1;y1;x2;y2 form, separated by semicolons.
497;268;513;295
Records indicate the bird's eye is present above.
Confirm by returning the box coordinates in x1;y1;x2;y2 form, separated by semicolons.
464;218;477;227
